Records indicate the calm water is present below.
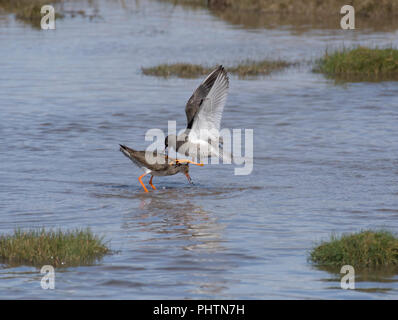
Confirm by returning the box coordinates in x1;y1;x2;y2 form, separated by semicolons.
1;0;398;299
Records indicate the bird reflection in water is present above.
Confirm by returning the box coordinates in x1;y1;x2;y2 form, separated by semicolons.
122;191;236;296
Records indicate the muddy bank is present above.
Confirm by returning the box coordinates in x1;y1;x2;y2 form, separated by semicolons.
161;0;398;31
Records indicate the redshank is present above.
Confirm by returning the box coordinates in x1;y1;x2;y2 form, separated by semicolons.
164;65;231;162
119;144;203;192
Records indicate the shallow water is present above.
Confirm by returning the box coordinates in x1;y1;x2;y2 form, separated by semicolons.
1;0;398;299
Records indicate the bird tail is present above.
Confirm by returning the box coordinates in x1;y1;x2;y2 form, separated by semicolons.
119;144;136;158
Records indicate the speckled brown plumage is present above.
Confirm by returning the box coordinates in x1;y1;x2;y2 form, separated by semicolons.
119;144;192;192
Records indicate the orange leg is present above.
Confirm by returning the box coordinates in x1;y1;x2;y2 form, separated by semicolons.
138;173;149;192
149;176;156;190
185;173;193;184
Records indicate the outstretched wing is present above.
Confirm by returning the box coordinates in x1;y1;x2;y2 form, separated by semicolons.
189;66;229;139
185;65;226;129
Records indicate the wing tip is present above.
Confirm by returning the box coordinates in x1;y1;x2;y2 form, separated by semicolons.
216;65;229;88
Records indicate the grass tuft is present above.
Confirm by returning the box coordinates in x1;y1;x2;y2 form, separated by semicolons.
0;228;110;268
309;230;398;269
142;59;293;78
229;59;293;77
314;46;398;81
142;63;214;78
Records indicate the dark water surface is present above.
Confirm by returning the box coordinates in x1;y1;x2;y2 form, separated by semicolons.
1;0;398;299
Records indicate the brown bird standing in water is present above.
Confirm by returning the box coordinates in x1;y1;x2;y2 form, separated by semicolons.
119;144;203;192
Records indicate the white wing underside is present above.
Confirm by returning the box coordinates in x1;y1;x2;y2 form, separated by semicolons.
189;69;229;143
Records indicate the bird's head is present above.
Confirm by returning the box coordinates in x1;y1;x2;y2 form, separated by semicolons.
164;134;178;154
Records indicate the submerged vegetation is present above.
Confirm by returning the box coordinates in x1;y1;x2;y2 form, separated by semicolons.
310;230;398;269
314;47;398;81
142;60;294;78
0;229;110;268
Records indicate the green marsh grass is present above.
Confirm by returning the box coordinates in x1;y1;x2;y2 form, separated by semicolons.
0;228;110;268
310;230;398;269
142;60;294;78
314;46;398;81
